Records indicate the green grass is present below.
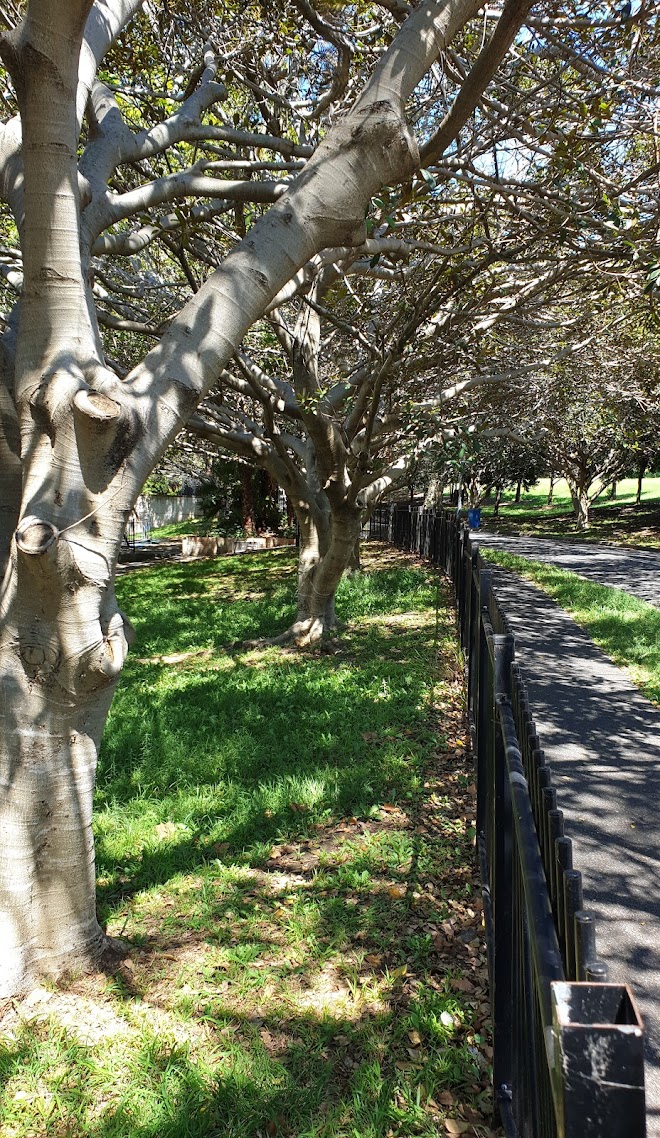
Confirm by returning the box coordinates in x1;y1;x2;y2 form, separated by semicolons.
0;546;495;1138
150;518;205;540
480;476;660;550
483;548;660;707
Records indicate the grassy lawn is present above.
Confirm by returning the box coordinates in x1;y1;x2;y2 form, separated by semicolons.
0;546;497;1138
149;518;205;540
483;549;660;707
480;476;660;550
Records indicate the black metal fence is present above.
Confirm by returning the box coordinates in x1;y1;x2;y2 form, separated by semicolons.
370;503;646;1138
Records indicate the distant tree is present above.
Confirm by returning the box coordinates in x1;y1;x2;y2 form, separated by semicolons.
471;311;660;529
199;460;281;536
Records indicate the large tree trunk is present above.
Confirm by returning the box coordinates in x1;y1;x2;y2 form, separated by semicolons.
0;0;132;996
0;517;129;997
0;667;113;995
347;537;362;573
284;504;362;645
494;484;503;516
424;477;442;508
286;494;295;528
295;510;327;623
0;340;21;576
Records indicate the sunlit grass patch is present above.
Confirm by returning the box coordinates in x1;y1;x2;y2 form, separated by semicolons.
0;545;498;1138
150;518;205;540
480;477;660;550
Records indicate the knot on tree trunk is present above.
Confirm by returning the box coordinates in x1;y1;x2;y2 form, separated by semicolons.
14;515;58;555
73;388;121;425
11;517;131;696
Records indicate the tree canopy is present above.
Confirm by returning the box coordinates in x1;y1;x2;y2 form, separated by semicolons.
1;0;660;996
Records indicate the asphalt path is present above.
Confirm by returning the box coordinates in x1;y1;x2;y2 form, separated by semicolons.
475;532;660;607
471;533;660;1133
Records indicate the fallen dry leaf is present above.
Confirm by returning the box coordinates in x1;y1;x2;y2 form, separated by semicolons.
444;1120;470;1136
154;821;182;840
451;978;474;993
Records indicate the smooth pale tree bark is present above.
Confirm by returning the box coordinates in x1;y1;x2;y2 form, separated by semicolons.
291;504;363;644
0;0;121;994
0;0;533;996
240;469;256;536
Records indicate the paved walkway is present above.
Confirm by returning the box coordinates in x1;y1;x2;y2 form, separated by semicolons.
475;531;660;607
117;538;183;573
473;533;660;1133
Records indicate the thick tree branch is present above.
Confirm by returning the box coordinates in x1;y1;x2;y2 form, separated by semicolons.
421;0;536;165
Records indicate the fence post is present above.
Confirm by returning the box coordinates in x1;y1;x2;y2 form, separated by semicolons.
474;570;491;839
432;512;440;566
551;982;645;1138
468;558;488;735
491;633;516;1112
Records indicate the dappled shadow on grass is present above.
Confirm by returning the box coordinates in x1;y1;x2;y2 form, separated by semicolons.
45;550;496;1138
95;616;442;914
483;496;660;549
99;801;468;971
114;545;438;658
0;981;484;1138
0;1008;381;1137
2;751;489;1138
115;550;299;655
79;1006;402;1138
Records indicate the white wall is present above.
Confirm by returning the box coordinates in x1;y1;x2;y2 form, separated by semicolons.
135;495;201;532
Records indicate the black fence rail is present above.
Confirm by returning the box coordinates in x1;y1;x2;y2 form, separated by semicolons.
370;503;646;1138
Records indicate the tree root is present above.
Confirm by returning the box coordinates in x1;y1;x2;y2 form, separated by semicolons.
96;933;131;971
235;615;346;651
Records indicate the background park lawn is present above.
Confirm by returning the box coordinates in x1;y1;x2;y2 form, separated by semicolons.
0;546;497;1138
479;476;660;549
